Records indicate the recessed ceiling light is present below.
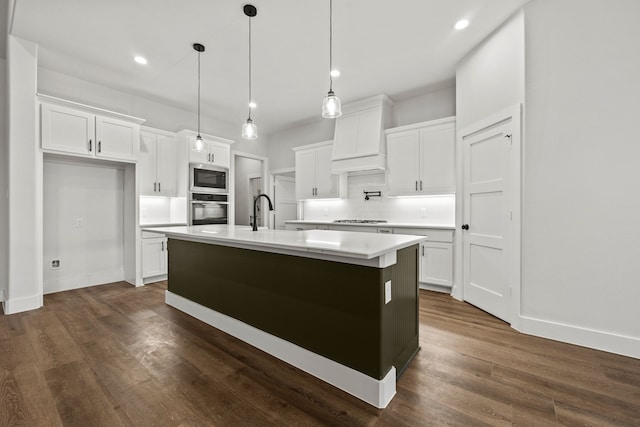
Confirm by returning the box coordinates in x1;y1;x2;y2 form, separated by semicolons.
249;101;257;109
454;19;469;30
330;69;340;78
134;56;148;65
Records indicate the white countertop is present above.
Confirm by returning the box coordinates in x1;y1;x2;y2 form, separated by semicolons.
285;220;455;230
144;224;426;261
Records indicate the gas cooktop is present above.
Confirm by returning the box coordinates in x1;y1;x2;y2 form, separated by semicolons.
332;219;388;224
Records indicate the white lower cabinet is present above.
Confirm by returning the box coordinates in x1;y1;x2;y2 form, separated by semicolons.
142;232;168;283
420;241;453;288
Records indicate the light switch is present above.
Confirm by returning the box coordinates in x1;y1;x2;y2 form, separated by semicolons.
385;280;392;304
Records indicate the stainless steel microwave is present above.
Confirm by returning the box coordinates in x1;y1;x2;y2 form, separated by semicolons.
189;163;228;194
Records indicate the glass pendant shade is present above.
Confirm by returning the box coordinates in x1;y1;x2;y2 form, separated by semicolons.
242;118;257;139
194;134;204;152
322;90;342;118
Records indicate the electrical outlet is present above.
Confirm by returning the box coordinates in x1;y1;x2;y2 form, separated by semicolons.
385;280;392;304
51;259;60;269
74;217;84;227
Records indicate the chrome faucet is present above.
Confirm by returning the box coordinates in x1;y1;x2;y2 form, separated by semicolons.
252;194;274;231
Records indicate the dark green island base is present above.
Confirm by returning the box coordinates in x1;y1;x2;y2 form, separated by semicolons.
166;238;420;408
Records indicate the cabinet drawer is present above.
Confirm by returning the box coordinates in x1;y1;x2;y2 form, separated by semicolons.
392;228;453;243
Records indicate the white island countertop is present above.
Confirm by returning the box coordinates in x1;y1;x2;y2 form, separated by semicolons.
144;224;426;267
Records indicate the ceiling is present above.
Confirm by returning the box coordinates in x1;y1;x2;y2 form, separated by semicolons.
9;0;529;135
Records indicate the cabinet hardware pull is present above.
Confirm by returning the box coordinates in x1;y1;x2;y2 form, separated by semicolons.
158;182;161;192
461;224;469;230
420;180;423;191
422;246;424;256
89;139;92;151
415;180;418;191
98;141;102;153
154;182;157;192
161;241;164;251
211;154;214;163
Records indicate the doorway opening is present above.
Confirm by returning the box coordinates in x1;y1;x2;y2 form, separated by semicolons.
232;152;269;228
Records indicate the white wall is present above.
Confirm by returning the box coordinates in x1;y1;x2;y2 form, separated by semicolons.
455;12;525;130
267;87;456;171
43;160;125;294
520;0;640;355
37;68;268;157
4;35;42;314
303;172;455;226
392;83;456;128
0;57;7;301
234;156;262;225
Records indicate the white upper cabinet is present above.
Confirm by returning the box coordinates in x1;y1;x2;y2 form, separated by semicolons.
186;134;231;168
331;95;393;173
40;103;95;156
294;141;345;200
139;128;178;196
386;117;456;196
40;96;143;162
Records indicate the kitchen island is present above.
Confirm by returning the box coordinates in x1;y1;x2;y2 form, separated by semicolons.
144;225;425;408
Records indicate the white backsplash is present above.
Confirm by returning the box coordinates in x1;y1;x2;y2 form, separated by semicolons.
140;196;187;225
302;172;455;225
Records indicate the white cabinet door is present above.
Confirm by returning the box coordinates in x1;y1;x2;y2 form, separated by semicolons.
156;134;178;196
41;103;94;155
387;130;421;195
95;116;138;161
295;149;317;199
314;145;338;198
142;237;167;278
387;118;456;196
209;142;229;168
188;136;230;168
138;132;158;195
420;242;453;287
419;123;455;194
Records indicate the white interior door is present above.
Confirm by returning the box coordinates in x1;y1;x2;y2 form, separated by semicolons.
461;106;521;324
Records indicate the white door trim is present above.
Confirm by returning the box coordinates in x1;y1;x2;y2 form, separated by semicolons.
454;104;522;329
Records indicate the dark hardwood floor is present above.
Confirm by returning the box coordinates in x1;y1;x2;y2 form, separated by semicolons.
1;281;639;426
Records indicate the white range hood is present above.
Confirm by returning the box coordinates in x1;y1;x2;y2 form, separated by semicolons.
331;94;394;173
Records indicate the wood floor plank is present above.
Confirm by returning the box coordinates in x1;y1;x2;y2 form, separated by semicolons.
0;368;28;426
44;360;131;426
1;282;639;426
10;364;64;427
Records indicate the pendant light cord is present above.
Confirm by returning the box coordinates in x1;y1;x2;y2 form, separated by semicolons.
329;0;333;92
197;50;201;135
248;15;252;119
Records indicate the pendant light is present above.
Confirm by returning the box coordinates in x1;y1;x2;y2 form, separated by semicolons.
322;0;341;118
193;43;205;152
242;4;258;139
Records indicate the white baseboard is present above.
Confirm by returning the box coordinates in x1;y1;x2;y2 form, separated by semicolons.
519;315;640;360
165;291;397;408
2;293;42;314
419;282;452;294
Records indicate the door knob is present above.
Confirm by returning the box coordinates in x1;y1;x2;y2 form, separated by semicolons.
461;224;469;230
